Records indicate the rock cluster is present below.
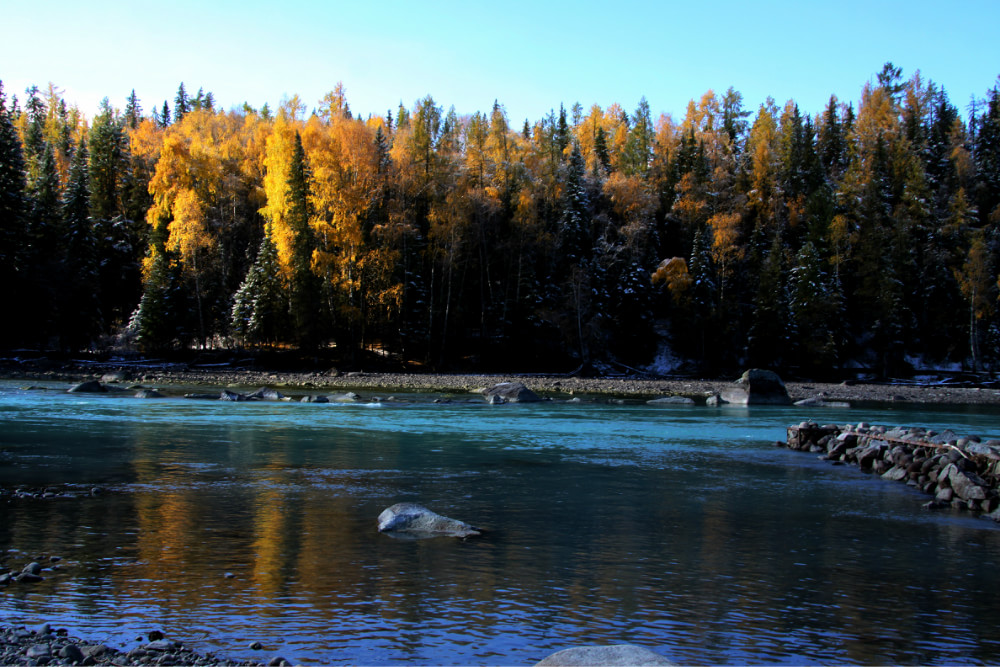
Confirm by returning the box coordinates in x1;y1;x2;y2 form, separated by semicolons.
784;421;1000;518
0;624;274;666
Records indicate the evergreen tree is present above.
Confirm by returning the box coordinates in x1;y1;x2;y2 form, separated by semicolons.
286;131;323;348
174;83;189;123
230;227;287;346
621;97;653;176
124;89;141;129
89;98;143;329
59;136;100;349
127;250;188;351
789;241;838;372
558;143;590;265
747;232;789;368
0;82;28;348
593;125;610;173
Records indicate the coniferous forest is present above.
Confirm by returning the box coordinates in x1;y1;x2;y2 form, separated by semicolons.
0;64;998;378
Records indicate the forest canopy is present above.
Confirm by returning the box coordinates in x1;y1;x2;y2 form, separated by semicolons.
0;64;997;377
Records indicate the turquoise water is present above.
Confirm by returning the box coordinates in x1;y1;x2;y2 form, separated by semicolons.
0;380;998;665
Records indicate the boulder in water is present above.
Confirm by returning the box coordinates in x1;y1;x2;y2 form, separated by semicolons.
482;382;541;403
248;386;286;401
535;645;676;666
720;369;792;405
377;503;480;539
68;380;107;394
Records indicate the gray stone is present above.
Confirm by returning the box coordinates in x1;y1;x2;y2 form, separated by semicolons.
377;502;480;538
248;387;286;401
329;392;361;402
25;644;51;659
935;487;954;502
964;442;1000;460
536;645;676;666
59;644;85;662
948;466;988;501
647;396;696;405
101;371;127;383
705;393;726;406
719;369;792;405
482;382;542;403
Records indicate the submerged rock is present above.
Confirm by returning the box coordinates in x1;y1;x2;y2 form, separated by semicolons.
377;502;480;538
536;645;676;666
647;396;695;405
68;380;107;393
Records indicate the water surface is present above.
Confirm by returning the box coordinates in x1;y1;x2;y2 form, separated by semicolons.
0;381;997;665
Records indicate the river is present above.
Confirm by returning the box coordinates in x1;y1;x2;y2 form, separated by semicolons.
0;380;997;665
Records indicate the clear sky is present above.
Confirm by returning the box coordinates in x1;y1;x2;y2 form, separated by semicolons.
3;0;999;124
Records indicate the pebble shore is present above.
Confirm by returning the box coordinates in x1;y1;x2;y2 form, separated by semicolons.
1;360;998;405
0;624;277;666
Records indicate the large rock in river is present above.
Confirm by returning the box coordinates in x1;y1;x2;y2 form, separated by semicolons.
536;645;676;666
482;382;541;403
377;503;480;538
68;380;107;393
720;369;792;405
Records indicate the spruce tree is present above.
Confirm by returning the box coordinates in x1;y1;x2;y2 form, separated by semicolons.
286;131;323;348
174;83;189;123
59;136;100;349
0;82;28;347
128;250;186;351
231;227;287;346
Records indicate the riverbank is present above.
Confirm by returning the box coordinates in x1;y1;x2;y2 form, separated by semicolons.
1;358;997;405
0;623;272;666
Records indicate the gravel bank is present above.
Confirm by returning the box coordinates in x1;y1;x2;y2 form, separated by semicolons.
0;624;272;666
1;360;997;404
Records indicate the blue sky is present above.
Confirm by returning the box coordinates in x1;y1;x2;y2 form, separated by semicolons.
3;0;999;124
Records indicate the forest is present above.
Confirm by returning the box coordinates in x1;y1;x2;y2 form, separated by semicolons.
0;64;997;378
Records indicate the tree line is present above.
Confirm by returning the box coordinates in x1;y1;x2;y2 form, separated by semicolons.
0;65;997;376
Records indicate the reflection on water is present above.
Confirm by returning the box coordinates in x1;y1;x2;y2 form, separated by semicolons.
0;381;997;665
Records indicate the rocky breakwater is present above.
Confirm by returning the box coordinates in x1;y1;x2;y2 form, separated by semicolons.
785;421;1000;519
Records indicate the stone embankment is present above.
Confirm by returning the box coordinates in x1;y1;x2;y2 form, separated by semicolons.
785;422;1000;518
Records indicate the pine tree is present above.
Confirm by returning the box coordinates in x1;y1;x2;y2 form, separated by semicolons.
286;131;323;348
231;227;287;346
621;97;653;176
124;89;141;129
558;143;590;265
747;232;789;368
127;250;188;351
0;82;28;347
789;240;838;371
59;136;100;349
174;83;189;123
